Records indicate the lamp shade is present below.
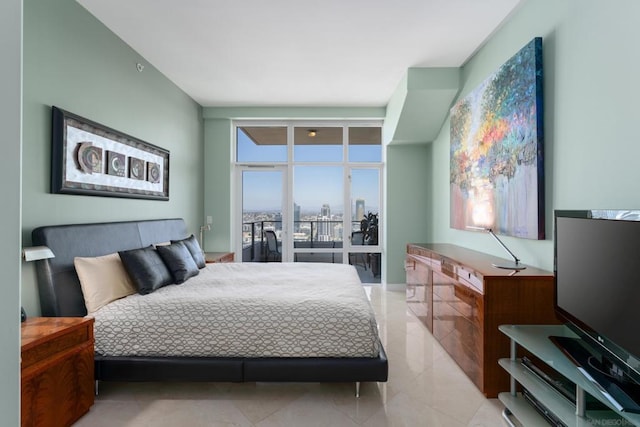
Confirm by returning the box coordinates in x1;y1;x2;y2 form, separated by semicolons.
22;246;55;262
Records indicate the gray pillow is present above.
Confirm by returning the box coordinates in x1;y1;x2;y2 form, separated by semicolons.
118;246;173;295
157;241;200;284
171;234;206;269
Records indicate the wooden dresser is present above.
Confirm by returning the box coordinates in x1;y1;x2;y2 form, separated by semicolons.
406;243;558;397
21;317;95;427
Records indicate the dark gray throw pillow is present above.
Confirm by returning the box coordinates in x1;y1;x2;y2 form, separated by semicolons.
156;241;199;284
118;245;174;295
171;234;206;269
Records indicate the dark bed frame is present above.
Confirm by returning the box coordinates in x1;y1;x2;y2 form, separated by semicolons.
32;218;388;394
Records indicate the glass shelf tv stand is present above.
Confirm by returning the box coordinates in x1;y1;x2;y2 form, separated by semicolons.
498;324;640;427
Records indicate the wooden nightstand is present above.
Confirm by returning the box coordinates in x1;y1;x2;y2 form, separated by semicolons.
21;317;95;427
205;251;234;263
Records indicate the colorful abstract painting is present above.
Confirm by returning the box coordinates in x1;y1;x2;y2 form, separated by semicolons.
450;37;544;239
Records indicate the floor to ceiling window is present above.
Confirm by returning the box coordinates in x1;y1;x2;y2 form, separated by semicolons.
234;121;383;283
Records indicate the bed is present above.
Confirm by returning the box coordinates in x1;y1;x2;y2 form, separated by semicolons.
31;218;388;395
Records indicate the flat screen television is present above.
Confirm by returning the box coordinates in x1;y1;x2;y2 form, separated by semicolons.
554;209;640;410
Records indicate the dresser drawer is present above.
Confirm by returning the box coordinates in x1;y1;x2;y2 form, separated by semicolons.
21;317;95;427
22;325;91;370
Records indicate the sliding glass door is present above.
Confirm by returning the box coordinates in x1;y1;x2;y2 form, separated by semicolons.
238;167;286;263
235;126;287;263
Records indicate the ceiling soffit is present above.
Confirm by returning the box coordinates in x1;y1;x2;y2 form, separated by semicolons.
385;68;461;145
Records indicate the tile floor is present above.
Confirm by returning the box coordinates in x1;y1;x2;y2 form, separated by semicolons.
74;287;507;426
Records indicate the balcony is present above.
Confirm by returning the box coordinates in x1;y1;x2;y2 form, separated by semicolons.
242;220;380;284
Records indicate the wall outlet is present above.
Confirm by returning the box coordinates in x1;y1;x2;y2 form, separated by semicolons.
206;216;213;225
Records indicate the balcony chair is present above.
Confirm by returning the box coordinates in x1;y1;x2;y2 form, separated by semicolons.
264;230;281;262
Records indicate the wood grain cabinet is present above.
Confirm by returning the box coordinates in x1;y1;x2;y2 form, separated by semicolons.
405;254;433;331
406;243;558;397
204;251;235;263
21;317;94;427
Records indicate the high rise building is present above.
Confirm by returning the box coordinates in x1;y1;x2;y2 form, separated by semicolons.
294;203;300;232
318;203;331;241
274;212;282;231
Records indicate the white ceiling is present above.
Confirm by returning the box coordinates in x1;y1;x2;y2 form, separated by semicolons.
77;0;522;108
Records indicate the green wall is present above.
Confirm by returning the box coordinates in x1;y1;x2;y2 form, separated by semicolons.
385;144;431;284
203;118;233;252
22;0;204;315
408;0;640;273
1;0;22;424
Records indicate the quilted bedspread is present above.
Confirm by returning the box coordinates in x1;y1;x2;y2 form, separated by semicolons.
91;262;381;358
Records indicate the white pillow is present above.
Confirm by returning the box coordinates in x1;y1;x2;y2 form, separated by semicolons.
74;252;137;313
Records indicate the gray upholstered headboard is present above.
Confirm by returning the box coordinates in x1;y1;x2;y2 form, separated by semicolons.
32;218;188;317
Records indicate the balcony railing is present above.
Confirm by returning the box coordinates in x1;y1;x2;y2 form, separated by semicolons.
241;220;380;280
242;220;361;248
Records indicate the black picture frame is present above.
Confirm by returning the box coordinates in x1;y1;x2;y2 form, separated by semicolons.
51;106;170;200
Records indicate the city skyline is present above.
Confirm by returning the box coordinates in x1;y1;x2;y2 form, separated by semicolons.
241;170;380;214
242;202;378;218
